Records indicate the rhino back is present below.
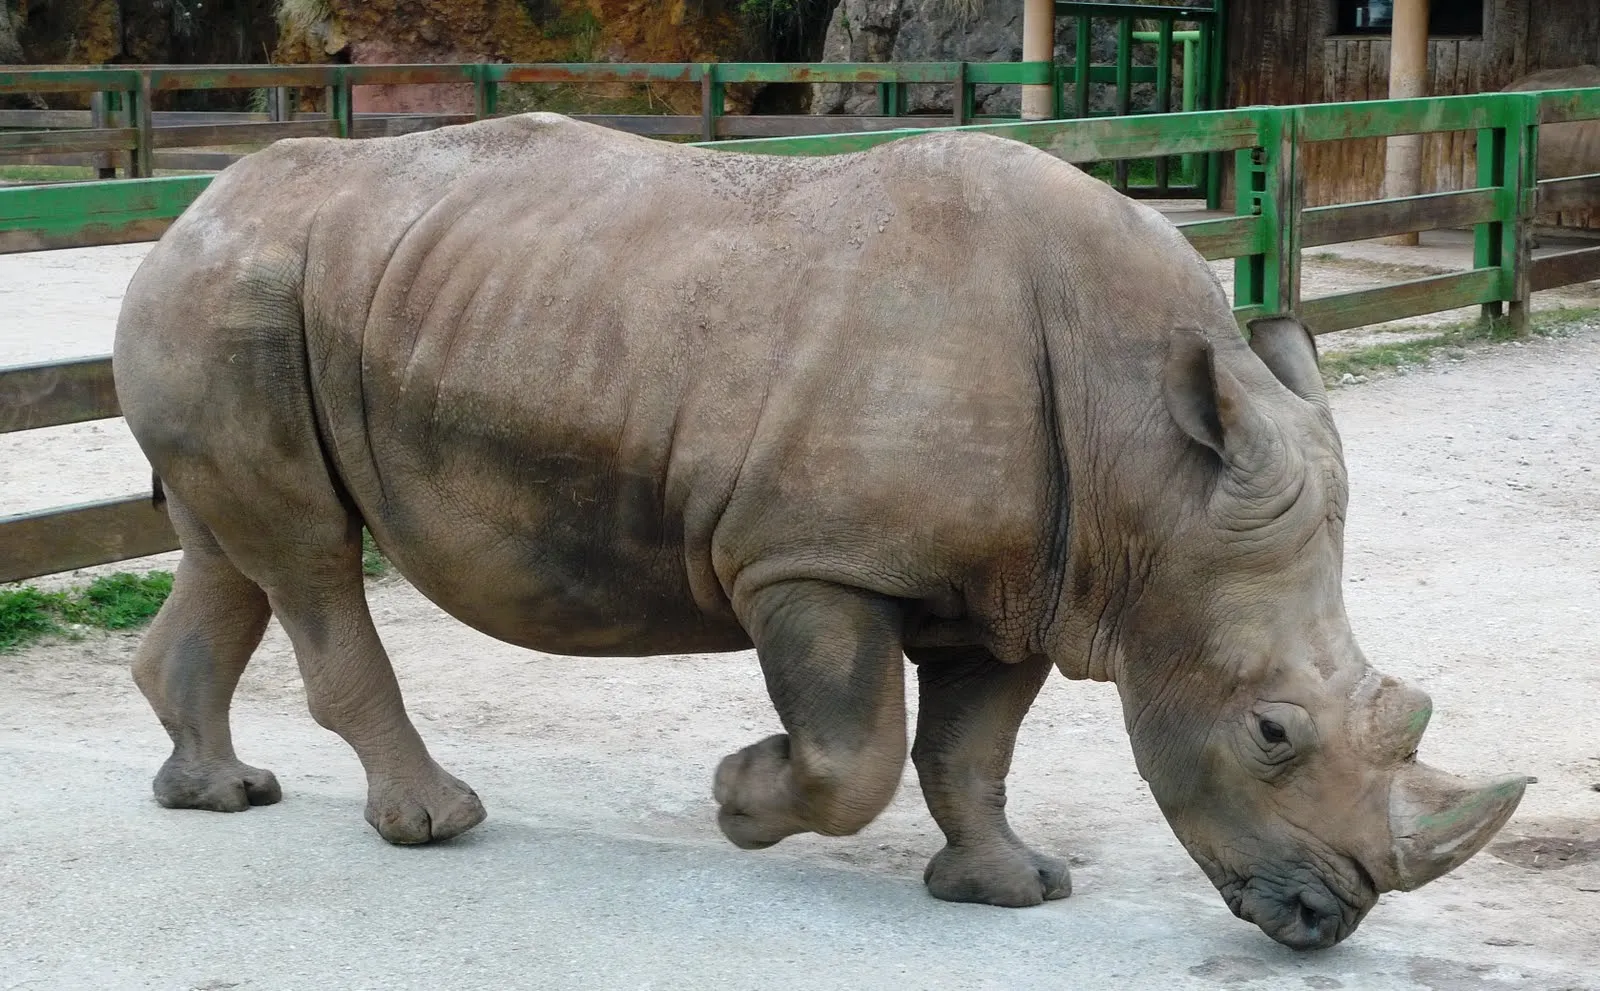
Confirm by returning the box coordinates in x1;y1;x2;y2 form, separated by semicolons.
127;114;1225;659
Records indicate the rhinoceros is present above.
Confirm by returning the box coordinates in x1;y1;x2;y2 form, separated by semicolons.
1502;64;1600;181
112;113;1526;950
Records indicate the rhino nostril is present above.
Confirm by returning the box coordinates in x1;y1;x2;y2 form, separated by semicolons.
1298;899;1320;933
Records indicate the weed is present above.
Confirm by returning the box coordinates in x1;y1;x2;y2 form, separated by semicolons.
361;529;389;577
0;571;173;653
1319;306;1597;385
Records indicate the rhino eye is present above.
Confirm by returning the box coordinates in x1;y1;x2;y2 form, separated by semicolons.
1259;718;1288;744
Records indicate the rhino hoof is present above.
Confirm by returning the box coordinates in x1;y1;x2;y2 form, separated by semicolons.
153;755;282;812
363;765;486;844
923;842;1073;908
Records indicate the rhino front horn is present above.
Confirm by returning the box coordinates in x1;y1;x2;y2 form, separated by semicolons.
1387;763;1527;891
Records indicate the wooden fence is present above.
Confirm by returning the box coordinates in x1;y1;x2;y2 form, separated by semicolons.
2;75;1598;585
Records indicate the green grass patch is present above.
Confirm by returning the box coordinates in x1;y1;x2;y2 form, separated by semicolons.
0;164;98;183
361;528;389;577
1083;158;1197;188
1;529;394;653
1320;305;1598;385
0;571;173;653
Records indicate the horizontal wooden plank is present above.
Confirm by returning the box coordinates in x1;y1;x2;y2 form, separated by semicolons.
349;114;477;139
0;494;178;585
150;119;336;149
345;64;477;87
1176;215;1269;260
0;175;211;254
0;109;94;127
566;114;700;136
145;65;347;91
493;63;699;85
703;108;1263;160
1536;173;1600;214
1535;87;1600;125
717;62;962;84
718;115;957;137
0;127;136;156
1299;269;1502;334
0;68;142;94
1530;245;1600;291
0;355;118;434
1302;188;1501;247
1298;93;1514;142
150;151;244;171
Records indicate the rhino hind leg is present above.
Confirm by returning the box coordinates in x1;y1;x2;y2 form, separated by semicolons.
256;526;487;845
713;580;908;849
133;493;279;812
907;648;1071;907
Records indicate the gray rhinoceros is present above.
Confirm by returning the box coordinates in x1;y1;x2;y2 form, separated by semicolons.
1502;64;1600;181
112;113;1526;950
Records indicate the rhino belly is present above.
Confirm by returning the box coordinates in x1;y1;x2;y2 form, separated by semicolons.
360;455;755;658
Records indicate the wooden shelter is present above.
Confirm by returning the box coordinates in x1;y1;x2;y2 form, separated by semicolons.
1223;0;1600;229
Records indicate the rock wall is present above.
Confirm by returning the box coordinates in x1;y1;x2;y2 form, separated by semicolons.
811;0;1157;116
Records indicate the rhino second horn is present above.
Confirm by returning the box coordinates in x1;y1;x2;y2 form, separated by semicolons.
1387;763;1528;891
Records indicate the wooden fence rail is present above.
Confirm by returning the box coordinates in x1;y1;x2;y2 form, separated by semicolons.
2;78;1598;585
1;29;1226;199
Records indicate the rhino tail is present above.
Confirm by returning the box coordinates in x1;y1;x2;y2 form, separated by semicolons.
152;469;166;509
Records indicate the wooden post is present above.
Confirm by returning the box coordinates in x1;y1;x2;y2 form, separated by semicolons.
1383;0;1429;245
1021;0;1054;121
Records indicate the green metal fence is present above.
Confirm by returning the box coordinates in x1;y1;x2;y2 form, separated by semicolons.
2;80;1599;584
1055;2;1225;201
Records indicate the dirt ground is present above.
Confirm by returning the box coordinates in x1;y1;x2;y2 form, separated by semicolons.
2;239;1599;990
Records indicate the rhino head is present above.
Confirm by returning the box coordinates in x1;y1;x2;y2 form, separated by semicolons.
1077;316;1525;949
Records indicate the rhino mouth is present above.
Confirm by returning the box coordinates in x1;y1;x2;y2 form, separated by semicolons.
1222;860;1377;950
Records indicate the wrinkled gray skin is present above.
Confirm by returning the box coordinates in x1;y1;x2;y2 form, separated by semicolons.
113;114;1526;950
1502;65;1600;180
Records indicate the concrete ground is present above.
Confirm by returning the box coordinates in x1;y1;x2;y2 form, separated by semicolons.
3;242;1599;991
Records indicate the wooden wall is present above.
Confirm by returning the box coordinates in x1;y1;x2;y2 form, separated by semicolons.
1224;0;1600;229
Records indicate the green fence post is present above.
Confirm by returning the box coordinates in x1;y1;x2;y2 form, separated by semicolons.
1155;18;1173;190
1473;97;1529;328
1203;2;1227;210
1181;34;1198;182
1505;93;1538;336
700;63;723;142
473;64;499;119
954;62;970;125
1114;16;1132;190
89;91;117;179
131;75;153;179
1234;108;1295;319
325;67;353;139
1074;14;1091;119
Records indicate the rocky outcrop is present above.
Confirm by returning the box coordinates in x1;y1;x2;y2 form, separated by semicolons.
811;0;1155;116
0;2;25;65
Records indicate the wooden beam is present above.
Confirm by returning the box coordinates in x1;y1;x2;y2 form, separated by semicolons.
0;355;118;434
0;495;178;585
1022;0;1055;121
1383;0;1430;246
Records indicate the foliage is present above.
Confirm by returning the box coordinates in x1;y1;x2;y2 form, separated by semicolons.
1319;306;1597;386
0;571;173;653
361;529;389;577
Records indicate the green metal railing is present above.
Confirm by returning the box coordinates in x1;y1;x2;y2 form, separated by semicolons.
3;81;1600;584
1055;2;1225;202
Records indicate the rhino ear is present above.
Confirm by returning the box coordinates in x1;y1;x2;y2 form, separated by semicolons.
1247;316;1325;403
1163;327;1267;462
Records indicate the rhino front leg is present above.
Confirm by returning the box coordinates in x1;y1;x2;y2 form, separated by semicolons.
714;579;908;849
907;647;1070;907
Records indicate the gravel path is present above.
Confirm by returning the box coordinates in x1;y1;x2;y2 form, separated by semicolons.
2;243;1597;990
